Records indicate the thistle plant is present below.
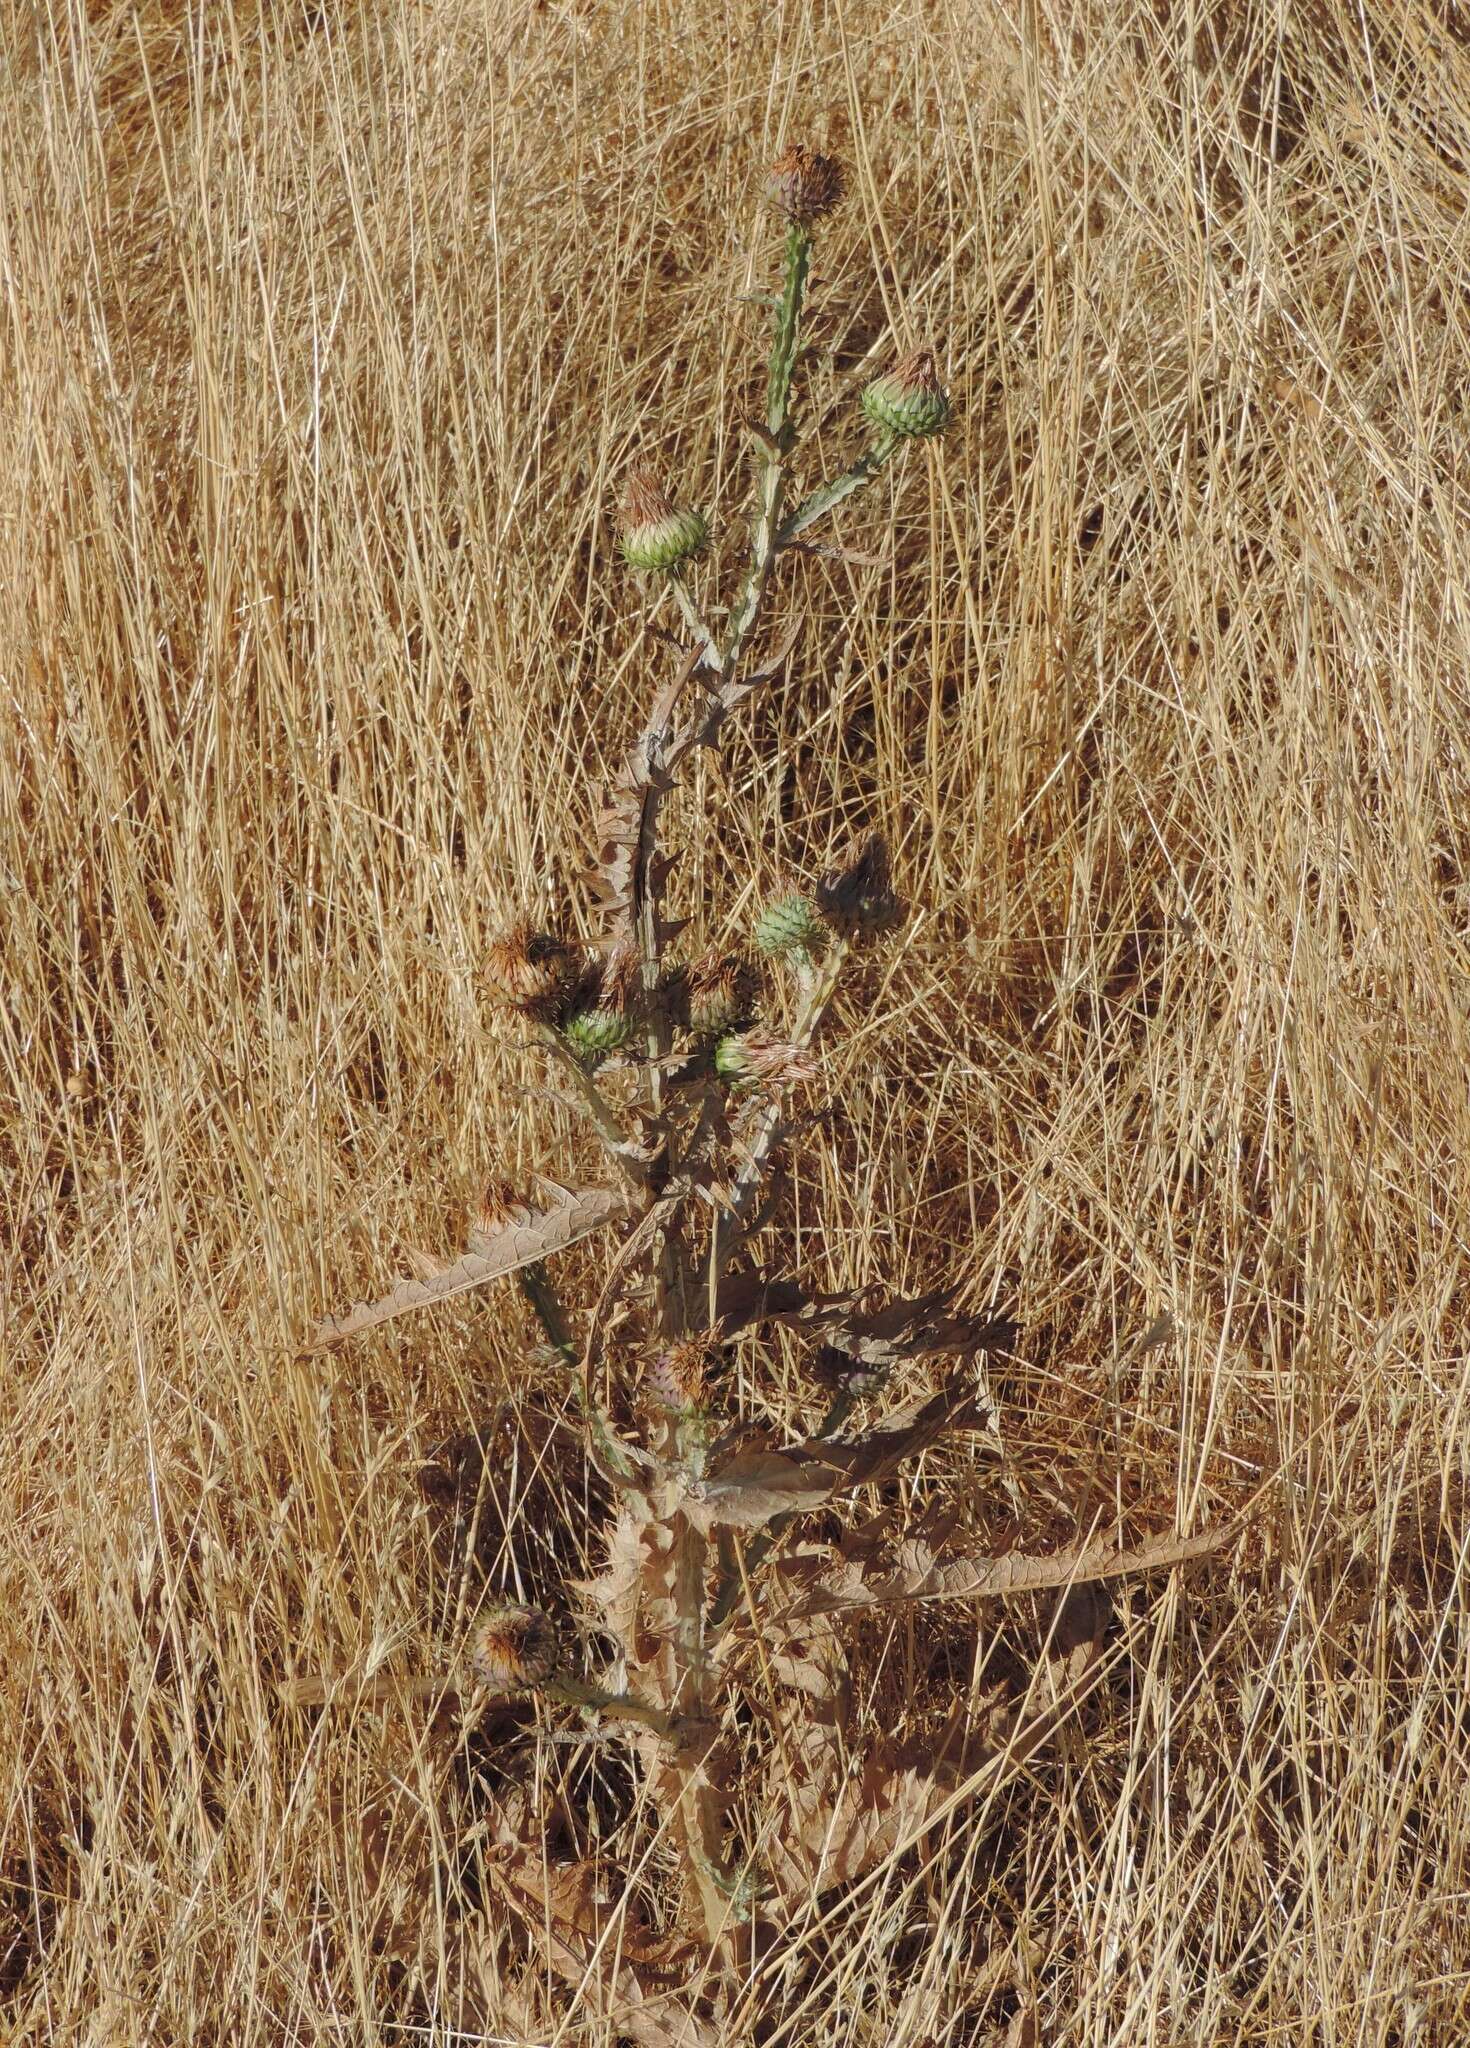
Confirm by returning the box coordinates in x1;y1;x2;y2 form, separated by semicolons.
304;142;1231;2036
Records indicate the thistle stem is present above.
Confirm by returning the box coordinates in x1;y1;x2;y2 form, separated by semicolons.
776;431;898;547
719;224;811;669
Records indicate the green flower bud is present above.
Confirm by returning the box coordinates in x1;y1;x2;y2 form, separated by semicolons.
754;893;825;965
619;459;708;572
564;1006;635;1060
861;347;950;441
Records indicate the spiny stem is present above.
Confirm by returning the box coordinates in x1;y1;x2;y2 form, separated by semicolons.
720;225;811;669
540;1029;646;1191
777;431;898;547
666;568;720;669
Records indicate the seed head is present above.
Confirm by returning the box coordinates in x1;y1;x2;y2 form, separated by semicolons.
485;919;585;1023
619;458;708;573
714;1028;820;1092
467;1601;562;1692
765;144;846;227
753;892;825;967
815;835;905;940
861;347;951;441
685;948;760;1040
646;1334;722;1414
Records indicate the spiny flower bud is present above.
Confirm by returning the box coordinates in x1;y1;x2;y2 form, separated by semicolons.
619;459;708;574
467;1601;561;1692
815;835;905;940
485;919;585;1023
714;1028;820;1092
562;938;641;1064
645;1335;721;1414
765;144;846;227
684;949;760;1040
754;893;825;966
861;347;951;441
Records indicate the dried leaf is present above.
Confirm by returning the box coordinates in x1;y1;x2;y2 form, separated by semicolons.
305;1184;630;1351
717;1271;1015;1368
773;1523;1235;1621
682;1451;838;1531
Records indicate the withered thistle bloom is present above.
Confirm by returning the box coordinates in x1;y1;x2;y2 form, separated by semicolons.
815;835;905;939
861;346;951;440
646;1334;721;1414
714;1028;820;1091
476;1178;534;1237
564;936;641;1062
619;458;708;573
467;1601;561;1692
485;918;586;1023
684;948;760;1040
753;892;825;967
765;143;846;227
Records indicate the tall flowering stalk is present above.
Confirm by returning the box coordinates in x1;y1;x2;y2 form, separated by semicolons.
303;140;1229;2034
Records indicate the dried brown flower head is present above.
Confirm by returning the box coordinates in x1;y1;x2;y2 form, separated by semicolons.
646;1335;722;1413
476;1179;534;1238
816;836;905;938
685;949;760;1039
484;918;585;1022
765;144;846;227
467;1601;562;1691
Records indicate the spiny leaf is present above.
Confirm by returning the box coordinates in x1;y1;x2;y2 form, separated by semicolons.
304;1184;631;1352
716;1270;1016;1367
771;1522;1236;1621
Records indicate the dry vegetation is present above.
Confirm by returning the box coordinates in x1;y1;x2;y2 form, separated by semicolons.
5;0;1470;2041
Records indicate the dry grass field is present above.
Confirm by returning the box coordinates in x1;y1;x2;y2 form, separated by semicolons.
6;0;1470;2040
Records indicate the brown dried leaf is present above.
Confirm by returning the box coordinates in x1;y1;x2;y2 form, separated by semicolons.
774;1523;1235;1620
485;1855;719;2048
305;1183;630;1351
682;1451;838;1531
716;1272;1015;1368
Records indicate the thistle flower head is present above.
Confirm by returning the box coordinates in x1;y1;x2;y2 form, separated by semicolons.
753;892;825;967
861;347;951;441
619;458;708;573
815;835;905;940
563;936;641;1062
485;919;585;1023
477;1178;534;1237
646;1334;722;1414
684;948;760;1040
467;1601;562;1692
714;1027;821;1092
765;144;846;227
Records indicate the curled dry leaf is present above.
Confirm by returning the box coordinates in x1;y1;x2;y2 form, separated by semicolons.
305;1183;631;1351
771;1522;1236;1621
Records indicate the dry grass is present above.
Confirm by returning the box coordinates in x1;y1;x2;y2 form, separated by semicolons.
5;0;1470;2039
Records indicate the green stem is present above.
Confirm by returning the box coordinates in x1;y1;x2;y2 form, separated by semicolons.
776;431;898;547
541;1029;646;1191
542;1675;675;1732
719;225;811;669
666;568;721;669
